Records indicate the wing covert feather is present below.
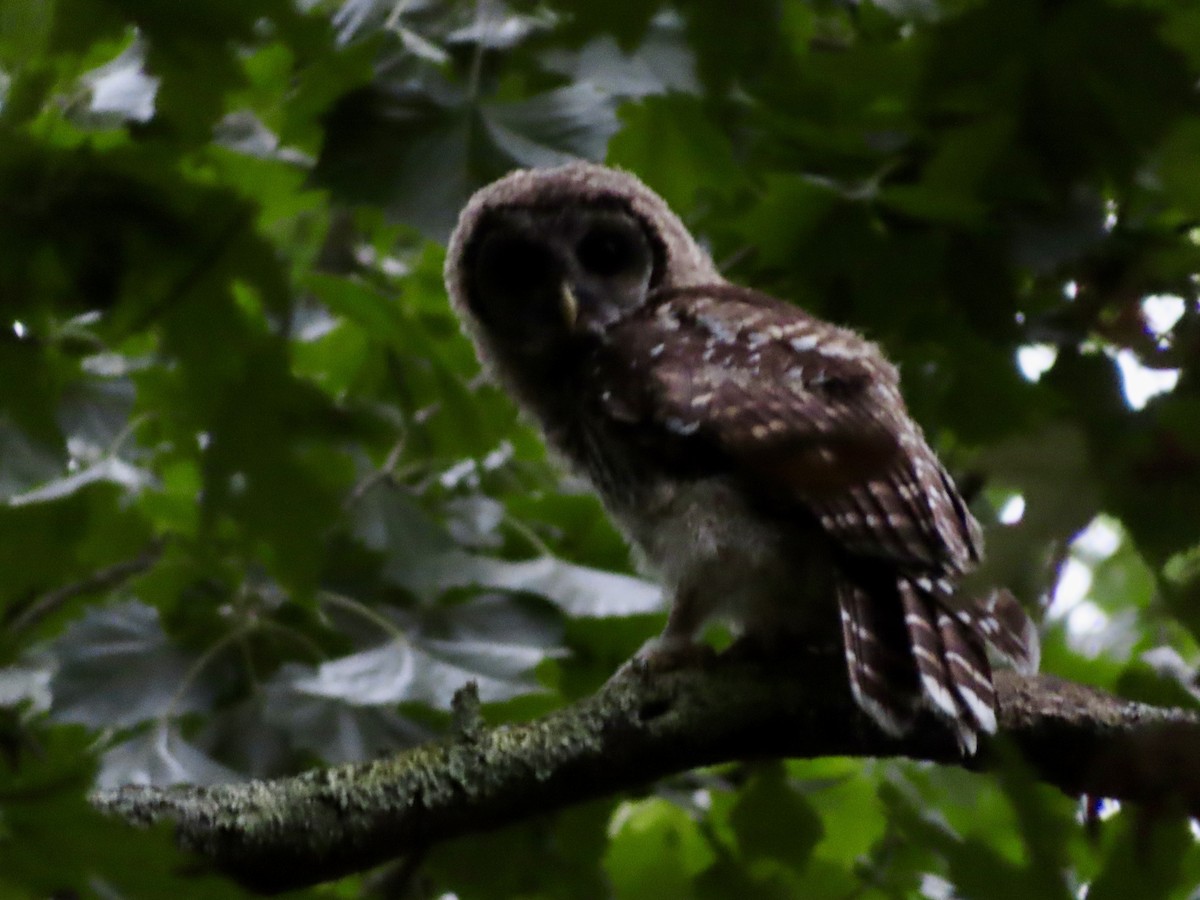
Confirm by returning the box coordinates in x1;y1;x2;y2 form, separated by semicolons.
595;285;980;573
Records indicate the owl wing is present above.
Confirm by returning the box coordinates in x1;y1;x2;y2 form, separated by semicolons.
597;284;1037;751
597;284;980;574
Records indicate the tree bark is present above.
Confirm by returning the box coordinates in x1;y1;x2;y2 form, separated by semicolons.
92;655;1200;894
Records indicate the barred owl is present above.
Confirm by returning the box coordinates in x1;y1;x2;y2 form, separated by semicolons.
445;162;1039;753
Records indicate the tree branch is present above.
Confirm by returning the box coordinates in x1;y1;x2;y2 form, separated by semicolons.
92;655;1200;894
6;540;166;635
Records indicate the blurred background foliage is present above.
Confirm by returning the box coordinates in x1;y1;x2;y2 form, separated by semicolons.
1;0;1199;896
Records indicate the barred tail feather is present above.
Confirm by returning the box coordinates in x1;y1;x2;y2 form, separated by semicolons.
898;582;975;752
898;581;958;719
836;580;918;738
899;579;997;754
838;574;1038;755
976;588;1040;675
936;609;997;735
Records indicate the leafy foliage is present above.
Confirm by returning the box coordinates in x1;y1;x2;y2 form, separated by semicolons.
1;0;1198;896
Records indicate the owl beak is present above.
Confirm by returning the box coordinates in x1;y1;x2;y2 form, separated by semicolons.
559;281;579;330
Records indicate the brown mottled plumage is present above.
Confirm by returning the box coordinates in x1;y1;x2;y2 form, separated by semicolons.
445;162;1039;753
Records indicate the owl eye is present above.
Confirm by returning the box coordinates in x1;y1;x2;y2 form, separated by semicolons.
577;224;637;278
477;232;556;294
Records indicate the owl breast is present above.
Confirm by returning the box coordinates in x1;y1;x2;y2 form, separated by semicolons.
616;475;840;641
549;402;840;644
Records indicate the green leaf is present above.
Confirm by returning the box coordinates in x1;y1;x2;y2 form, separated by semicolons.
608;95;745;213
397;550;663;618
261;672;431;765
425;799;613;899
483;83;620;167
728;763;823;871
605;797;716;900
97;721;243;788
1087;812;1193;900
0;724;237;898
50;601;214;728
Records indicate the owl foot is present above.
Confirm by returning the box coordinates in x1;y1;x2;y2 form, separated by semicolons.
639;635;718;671
610;636;715;684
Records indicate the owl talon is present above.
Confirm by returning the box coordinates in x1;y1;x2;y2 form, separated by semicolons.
608;638;714;686
635;637;716;672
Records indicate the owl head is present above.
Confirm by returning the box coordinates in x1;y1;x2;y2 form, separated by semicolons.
445;163;720;365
